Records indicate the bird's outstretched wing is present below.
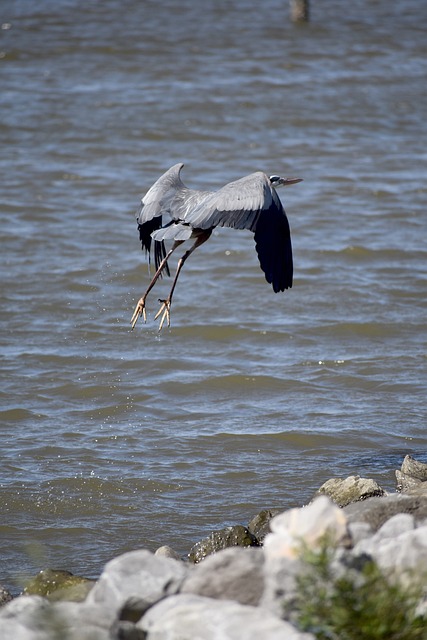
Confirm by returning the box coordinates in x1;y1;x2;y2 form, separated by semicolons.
183;171;293;292
137;163;186;226
136;163;186;272
183;172;273;231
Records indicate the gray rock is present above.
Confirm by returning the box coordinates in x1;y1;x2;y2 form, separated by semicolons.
402;483;427;498
0;595;110;640
344;493;427;531
401;455;427;481
396;470;423;492
188;525;260;564
138;593;314;640
314;475;386;507
0;596;50;632
374;512;415;539
154;546;181;561
0;585;13;607
247;508;281;543
52;600;112;639
396;455;427;493
355;523;427;583
260;554;303;619
181;546;264;606
86;550;187;618
347;521;373;546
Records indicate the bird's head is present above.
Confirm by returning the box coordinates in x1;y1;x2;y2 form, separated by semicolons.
269;175;303;188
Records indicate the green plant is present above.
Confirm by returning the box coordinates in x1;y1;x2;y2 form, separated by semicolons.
293;541;426;640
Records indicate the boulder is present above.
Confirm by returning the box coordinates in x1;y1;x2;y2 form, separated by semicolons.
86;549;187;618
247;508;281;543
137;593;315;640
188;525;259;563
261;497;350;617
396;455;427;494
314;475;386;507
0;585;13;607
154;545;181;560
344;493;427;531
353;515;427;580
181;546;264;606
400;455;427;481
23;568;95;602
264;496;350;560
0;595;110;640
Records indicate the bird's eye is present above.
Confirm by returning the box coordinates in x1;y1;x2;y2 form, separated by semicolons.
269;175;280;184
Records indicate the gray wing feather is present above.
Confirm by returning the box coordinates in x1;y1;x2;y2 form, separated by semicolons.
137;163;186;224
183;172;276;230
152;223;193;243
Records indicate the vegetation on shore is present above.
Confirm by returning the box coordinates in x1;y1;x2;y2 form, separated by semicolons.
293;540;426;640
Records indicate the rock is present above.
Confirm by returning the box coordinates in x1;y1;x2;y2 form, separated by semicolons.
347;521;373;545
137;593;315;640
188;525;260;563
403;483;427;497
247;508;281;543
181;546;264;606
264;496;350;560
112;620;146;639
51;600;112;639
344;493;427;531
22;568;95;602
401;455;427;481
0;596;111;640
0;585;13;607
314;475;386;507
353;519;427;584
86;550;187;618
154;545;181;560
396;455;427;493
109;595;153;640
261;497;350;618
396;470;422;492
0;595;50;633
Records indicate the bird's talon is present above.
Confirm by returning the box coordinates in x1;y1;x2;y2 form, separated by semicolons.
130;299;147;329
154;299;171;330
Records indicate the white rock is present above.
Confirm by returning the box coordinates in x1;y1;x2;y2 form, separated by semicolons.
138;593;314;640
0;596;109;640
375;513;415;540
154;545;182;560
86;549;187;616
264;496;349;559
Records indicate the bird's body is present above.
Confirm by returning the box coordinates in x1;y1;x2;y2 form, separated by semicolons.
131;163;302;330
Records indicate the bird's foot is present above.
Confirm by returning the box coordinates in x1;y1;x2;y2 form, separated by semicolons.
154;298;171;331
130;297;147;329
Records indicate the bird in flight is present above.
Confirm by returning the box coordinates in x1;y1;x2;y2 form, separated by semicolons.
131;163;302;330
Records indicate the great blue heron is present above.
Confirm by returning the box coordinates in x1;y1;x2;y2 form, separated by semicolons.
131;163;302;330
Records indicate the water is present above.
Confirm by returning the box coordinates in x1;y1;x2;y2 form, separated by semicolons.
1;0;426;592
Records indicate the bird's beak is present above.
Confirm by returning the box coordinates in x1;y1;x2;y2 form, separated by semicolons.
281;177;303;186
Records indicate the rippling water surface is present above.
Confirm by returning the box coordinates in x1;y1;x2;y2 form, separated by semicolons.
1;0;426;591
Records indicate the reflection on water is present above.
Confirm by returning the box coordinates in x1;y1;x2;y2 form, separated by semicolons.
1;0;426;589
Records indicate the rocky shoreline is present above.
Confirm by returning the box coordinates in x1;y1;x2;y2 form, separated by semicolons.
1;455;426;639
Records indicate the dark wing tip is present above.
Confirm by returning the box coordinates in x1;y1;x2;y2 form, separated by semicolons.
138;218;170;277
253;205;293;292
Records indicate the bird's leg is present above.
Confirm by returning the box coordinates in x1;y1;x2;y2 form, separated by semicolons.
130;240;184;329
154;231;211;331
